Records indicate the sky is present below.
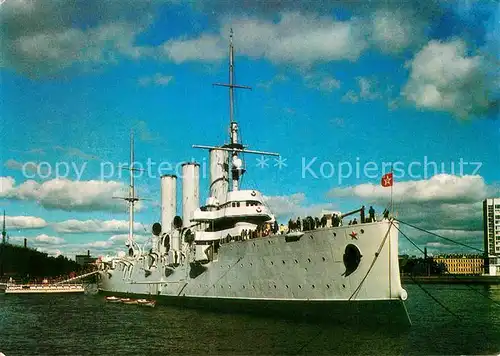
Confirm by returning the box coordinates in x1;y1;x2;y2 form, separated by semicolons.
0;0;499;259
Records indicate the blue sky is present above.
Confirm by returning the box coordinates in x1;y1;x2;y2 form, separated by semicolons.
0;0;499;258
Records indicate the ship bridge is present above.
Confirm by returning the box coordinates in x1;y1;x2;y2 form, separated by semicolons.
192;189;272;224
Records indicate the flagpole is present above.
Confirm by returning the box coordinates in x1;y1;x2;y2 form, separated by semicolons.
390;163;394;214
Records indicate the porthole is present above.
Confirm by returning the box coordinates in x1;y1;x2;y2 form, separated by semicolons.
282;260;286;264
286;285;289;288
294;259;298;263
298;285;302;288
322;257;326;261
271;261;274;265
326;284;331;288
312;285;315;288
274;285;277;289
310;235;314;239
333;232;337;237
360;229;365;234
342;284;346;288
268;240;271;244
307;258;311;263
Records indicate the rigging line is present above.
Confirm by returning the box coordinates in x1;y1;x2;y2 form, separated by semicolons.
394;224;500;308
409;274;463;321
201;257;243;296
395;218;489;256
349;220;394;301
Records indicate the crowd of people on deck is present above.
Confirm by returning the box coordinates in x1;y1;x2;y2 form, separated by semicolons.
286;206;390;232
220;205;391;244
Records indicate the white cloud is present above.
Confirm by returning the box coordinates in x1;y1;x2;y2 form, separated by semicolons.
12;22;148;76
35;234;65;245
161;34;226;63
138;73;174;86
329;174;491;204
257;73;289;90
357;77;381;100
402;39;498;119
0;0;159;76
53;219;145;233
263;192;335;220
303;72;341;92
9;148;46;156
0;177;16;196
402;228;484;256
398;202;484;232
53;146;100;160
370;9;423;54
0;176;133;212
4;159;50;176
341;90;359;103
5;215;48;229
109;234;149;244
341;76;381;103
35;247;63;257
86;240;113;248
161;13;368;65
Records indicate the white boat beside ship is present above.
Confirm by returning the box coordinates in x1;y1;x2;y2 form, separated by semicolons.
2;283;84;294
97;31;409;324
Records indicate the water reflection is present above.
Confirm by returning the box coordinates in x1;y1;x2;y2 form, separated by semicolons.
1;284;499;355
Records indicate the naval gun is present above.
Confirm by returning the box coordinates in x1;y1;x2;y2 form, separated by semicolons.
340;206;366;223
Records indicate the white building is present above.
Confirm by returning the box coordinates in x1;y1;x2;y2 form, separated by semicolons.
483;198;500;275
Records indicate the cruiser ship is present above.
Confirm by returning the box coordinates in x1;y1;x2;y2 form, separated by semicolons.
97;31;409;324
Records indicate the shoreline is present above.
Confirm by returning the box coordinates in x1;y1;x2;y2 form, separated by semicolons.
402;275;500;284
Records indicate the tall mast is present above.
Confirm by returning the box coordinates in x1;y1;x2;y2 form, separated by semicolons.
114;132;140;249
193;30;279;191
229;28;235;125
128;132;135;246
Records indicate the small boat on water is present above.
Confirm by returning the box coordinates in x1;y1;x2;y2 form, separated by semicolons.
105;296;156;307
3;283;84;294
121;298;138;305
105;296;121;303
137;299;156;307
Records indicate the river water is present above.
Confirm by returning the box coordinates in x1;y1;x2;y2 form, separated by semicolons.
0;284;499;355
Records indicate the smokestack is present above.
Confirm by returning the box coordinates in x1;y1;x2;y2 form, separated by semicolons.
209;149;228;204
24;238;27;248
182;163;200;228
161;174;177;232
87;250;90;257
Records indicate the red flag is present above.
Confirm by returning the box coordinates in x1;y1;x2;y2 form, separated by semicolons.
381;172;393;187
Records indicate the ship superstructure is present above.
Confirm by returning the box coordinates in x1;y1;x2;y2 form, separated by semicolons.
98;31;409;324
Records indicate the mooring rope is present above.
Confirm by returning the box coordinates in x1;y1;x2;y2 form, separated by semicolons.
395;218;496;256
393;224;500;308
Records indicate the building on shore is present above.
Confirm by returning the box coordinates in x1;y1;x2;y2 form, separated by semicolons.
434;254;484;275
75;250;97;267
483;198;500;275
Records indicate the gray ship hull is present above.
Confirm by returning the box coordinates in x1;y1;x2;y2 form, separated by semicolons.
100;290;410;325
98;220;410;324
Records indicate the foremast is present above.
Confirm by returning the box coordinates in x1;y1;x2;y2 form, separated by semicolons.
114;132;140;255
